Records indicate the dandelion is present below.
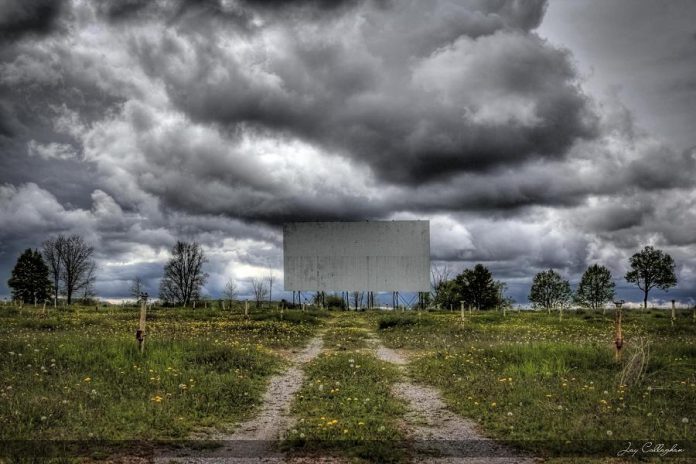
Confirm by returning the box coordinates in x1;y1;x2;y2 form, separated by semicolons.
300;433;305;438
378;425;386;432
507;412;513;416
83;377;91;382
606;430;613;436
682;418;689;424
40;416;47;421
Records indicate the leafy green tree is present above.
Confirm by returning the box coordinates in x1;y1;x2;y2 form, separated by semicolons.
574;264;615;312
625;246;677;309
456;264;500;310
8;249;52;305
433;279;459;310
529;269;572;313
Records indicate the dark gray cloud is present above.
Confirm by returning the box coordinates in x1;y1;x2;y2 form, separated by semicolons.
0;0;65;42
140;0;593;185
1;0;695;304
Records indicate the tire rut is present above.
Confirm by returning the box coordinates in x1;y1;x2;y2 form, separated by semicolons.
153;334;326;463
368;335;536;464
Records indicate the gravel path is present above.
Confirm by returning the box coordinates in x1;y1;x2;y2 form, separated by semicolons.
152;335;326;464
369;336;535;464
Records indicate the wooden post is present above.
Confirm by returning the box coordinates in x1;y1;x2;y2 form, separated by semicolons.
614;301;624;361
460;301;464;322
136;293;148;355
244;300;249;318
671;300;676;326
468;304;472;315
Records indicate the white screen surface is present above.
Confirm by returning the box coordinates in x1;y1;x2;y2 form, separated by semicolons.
283;221;430;292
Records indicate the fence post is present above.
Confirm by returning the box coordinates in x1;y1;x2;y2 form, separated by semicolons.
136;292;148;354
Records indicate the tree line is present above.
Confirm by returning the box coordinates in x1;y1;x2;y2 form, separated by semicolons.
8;235;96;306
432;245;677;311
6;238;258;309
7;236;678;310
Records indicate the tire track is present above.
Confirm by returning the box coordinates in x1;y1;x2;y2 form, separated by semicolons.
369;335;536;464
153;334;325;463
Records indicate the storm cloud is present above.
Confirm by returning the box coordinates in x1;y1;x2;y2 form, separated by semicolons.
1;0;695;304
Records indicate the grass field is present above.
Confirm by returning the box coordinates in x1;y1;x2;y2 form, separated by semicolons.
0;304;694;462
0;305;322;442
377;308;696;457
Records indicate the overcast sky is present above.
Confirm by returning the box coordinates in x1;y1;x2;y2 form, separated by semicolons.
1;0;695;305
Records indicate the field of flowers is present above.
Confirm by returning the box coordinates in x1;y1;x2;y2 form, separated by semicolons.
0;305;322;442
377;309;696;457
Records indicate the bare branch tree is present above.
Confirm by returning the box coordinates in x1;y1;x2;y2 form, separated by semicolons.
267;267;274;306
223;278;238;301
251;277;268;309
42;236;66;307
430;263;452;307
130;276;145;301
80;262;97;303
159;241;208;307
60;235;96;305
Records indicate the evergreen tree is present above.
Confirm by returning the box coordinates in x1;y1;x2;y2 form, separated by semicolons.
456;264;500;310
8;249;52;305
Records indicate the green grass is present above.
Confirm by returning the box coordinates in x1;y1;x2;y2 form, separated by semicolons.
0;305;321;443
377;309;696;458
2;304;695;462
285;351;407;463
